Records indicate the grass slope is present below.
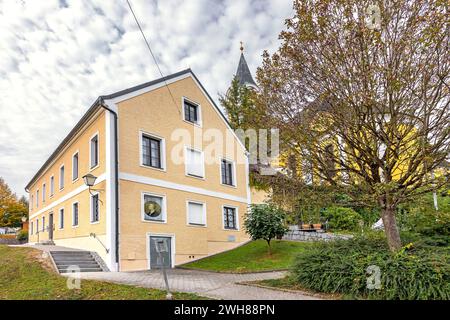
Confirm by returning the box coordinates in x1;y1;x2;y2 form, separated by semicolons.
0;245;202;300
181;240;311;273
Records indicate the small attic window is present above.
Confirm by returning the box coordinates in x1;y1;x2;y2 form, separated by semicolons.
183;98;201;125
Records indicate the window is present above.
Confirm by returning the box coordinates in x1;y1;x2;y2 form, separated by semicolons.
142;134;163;169
36;219;39;233
59;165;64;190
30;222;33;235
91;194;99;223
59;208;64;229
90;134;99;168
221;159;235;186
72;152;79;181
223;206;237;230
183;99;200;124
30;195;33;210
42;183;46;203
185;148;204;178
142;193;166;222
72;202;79;226
42;216;45;231
187;201;206;226
36;190;39;207
50;176;54;196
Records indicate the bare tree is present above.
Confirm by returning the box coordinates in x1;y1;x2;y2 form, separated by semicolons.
256;0;449;251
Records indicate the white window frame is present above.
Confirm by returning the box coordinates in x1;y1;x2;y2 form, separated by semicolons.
36;219;39;234
141;192;167;224
30;221;33;235
90;192;100;224
89;132;99;170
59;164;65;191
182;97;202;127
186;200;207;227
184;146;205;179
36;189;39;208
30;195;33;210
50;175;54;197
139;130;166;171
42;216;45;231
58;207;64;229
72;150;79;182
42;183;46;203
222;205;240;231
72;201;79;228
220;157;237;188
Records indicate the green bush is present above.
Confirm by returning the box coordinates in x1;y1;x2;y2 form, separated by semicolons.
16;230;28;241
321;206;362;231
291;236;450;299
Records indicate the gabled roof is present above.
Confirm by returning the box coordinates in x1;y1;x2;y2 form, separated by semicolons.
25;69;244;191
236;53;257;88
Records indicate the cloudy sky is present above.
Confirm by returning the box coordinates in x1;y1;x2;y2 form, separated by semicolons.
0;0;292;197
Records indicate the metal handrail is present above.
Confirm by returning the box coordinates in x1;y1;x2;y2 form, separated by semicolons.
90;233;109;253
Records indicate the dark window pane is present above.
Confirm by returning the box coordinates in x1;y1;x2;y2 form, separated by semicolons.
184;101;198;123
224;207;236;229
92;195;99;222
91;136;98;168
221;160;233;185
142;135;162;169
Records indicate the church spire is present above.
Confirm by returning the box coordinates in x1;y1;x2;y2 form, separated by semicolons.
235;41;257;89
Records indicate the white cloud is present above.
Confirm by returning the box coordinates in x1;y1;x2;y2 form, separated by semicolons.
0;0;293;197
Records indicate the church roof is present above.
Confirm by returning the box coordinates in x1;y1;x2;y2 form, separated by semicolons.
236;52;257;88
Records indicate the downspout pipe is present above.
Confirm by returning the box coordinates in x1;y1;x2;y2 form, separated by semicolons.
99;98;120;269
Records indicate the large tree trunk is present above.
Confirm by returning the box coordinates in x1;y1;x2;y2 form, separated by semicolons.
380;205;402;252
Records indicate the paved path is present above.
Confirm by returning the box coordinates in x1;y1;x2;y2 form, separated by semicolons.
69;269;320;300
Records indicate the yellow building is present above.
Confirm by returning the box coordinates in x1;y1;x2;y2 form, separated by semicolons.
25;69;251;272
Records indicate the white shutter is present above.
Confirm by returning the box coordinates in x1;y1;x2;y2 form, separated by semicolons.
186;148;204;177
188;202;204;225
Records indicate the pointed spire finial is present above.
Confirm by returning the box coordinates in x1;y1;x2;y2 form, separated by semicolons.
240;41;244;53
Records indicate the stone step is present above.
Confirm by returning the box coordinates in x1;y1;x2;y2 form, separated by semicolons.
50;250;105;273
59;267;103;273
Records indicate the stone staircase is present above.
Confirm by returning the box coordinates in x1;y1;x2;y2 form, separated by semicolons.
50;251;105;273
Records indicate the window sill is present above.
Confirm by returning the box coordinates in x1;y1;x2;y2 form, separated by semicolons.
140;164;166;172
185;174;205;180
72;225;79;229
72;178;79;183
187;223;207;228
90;221;100;225
221;183;237;189
224;227;239;231
141;219;167;224
89;164;100;172
182;119;202;128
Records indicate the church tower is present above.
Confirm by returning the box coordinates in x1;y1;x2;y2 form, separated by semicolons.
235;42;258;90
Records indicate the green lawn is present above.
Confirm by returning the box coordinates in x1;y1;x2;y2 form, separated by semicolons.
181;240;311;273
0;245;202;300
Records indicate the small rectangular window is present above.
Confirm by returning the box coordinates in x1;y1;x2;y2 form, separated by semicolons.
50;176;54;196
42;183;46;203
91;194;99;223
183;100;199;124
142;194;165;222
72;152;79;181
72;203;79;226
59;166;65;190
42;216;45;231
30;195;33;210
90;135;99;168
30;222;33;235
187;201;205;226
36;190;39;207
142;135;162;169
186;148;204;178
223;206;237;230
36;219;39;233
59;208;64;229
221;159;234;186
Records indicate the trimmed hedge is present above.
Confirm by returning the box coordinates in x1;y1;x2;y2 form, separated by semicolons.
291;236;449;299
321;206;362;231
